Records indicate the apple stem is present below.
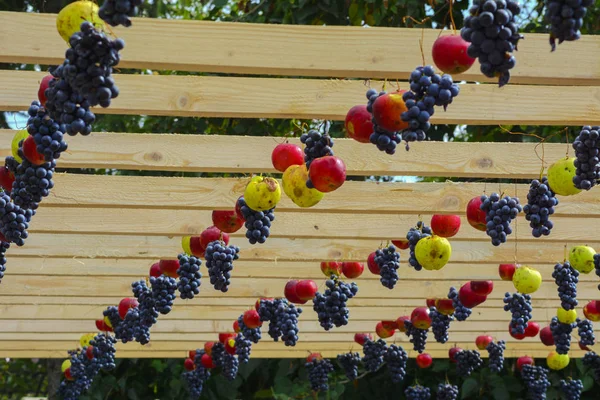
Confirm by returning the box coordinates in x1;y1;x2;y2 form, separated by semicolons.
448;0;457;34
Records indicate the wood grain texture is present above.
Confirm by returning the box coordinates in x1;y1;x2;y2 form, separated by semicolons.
3;71;600;125
1;12;599;85
0;129;577;178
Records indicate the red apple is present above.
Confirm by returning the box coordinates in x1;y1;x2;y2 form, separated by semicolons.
295;280;318;302
320;261;342;277
584;301;600;322
354;333;372;346
345;104;374;143
341;262;364;279
516;356;534;371
38;75;54;105
430;214;461;238
416;353;433;369
184;358;196;371
470;280;494;296
211;210;243;233
458;282;487;308
159;259;180;278
218;333;235;344
509;322;527;340
367;252;381;275
204;342;215;356
376;321;395;338
371;90;409;133
201;353;215;368
431;34;475;74
426;298;437;308
540;326;554;346
411;307;432;330
95;319;112;332
580;341;592;351
435;299;456;316
466;196;487;232
188;350;196;360
271;143;304;172
307;352;323;363
149;262;162;278
233;319;241;333
243;309;262;329
499;264;517;281
86;346;94;360
225;337;237;355
284;280;307;305
475;335;493;350
391;239;410;250
189;236;205;258
118;298;139;319
64;367;74;381
381;320;397;331
23;135;45;165
0;166;15;193
449;347;462;363
200;226;230;249
308;156;346;193
525;321;540;338
396;316;410;332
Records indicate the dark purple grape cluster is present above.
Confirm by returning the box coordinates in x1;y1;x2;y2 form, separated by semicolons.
362;338;387;372
258;298;302;346
448;287;472;321
461;0;523;86
11;153;55;211
301;129;333;169
430;306;452;344
150;275;177;314
552;261;578;310
503;292;532;335
234;333;252;364
337;352;360;380
237;197;274;245
306;358;334;392
407;221;433;271
312;275;358;330
572;126;600;190
437;384;459;400
205;240;240;292
545;0;593;51
0;241;9;283
132;280;159;345
486;340;505;373
0;191;32;246
480;193;522;246
211;342;225;368
102;306;121;332
521;365;551;400
99;0;143;27
577;318;595;347
524;177;558;238
404;320;428;353
237;315;261;343
183;351;211;399
27;100;67;161
63;22;123;108
596;254;600;288
455;350;483;377
258;298;279;340
384;344;408;383
405;385;431;400
176;253;202;299
550;316;575;354
365;89;402;154
374;244;400;289
583;352;600;381
560;379;583;400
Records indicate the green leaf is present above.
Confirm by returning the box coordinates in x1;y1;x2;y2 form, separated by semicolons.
583;375;594;391
274;374;294;394
254;388;275;398
213;0;228;7
503;375;523;393
576;357;586;374
491;385;510;400
151;359;168;373
432;359;450;372
127;388;139;400
461;377;479;399
487;374;505;389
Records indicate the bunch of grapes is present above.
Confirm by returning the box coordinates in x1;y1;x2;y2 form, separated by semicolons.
11;155;55;211
384;344;408;383
45;66;95;136
577;318;595;347
455;350;483;377
406;222;433;271
430;307;453;344
524;178;558;237
480;193;522;246
405;385;431;400
132;280;159;344
437;384;459;400
273;299;302;346
26;100;68;161
237;197;274;245
560;379;583;400
113;307;140;344
365;89;402;154
404;320;428;353
0;191;32;246
99;0;142;27
235;334;252;364
62;22;123;107
237;315;261;343
58;350;93;400
337;352;360;380
545;0;593;51
596;254;600;285
258;299;279;340
183;352;211;400
448;287;472;321
552;261;579;310
550;316;575;354
102;306;121;332
572;126;600;190
176;253;202;299
0;241;9;283
306;358;334;392
486;340;506;373
301;129;333;169
211;343;225;368
583;352;600;381
521;365;551;400
460;0;523;86
374;244;400;289
312;275;359;330
205;240;240;292
150;275;177;314
503;292;532;335
362;338;387;372
89;333;117;371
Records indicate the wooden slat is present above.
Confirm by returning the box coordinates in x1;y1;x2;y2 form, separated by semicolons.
3;71;600;125
1;12;599;85
0;129;579;178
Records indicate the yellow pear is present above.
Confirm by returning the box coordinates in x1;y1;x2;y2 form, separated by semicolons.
282;164;324;208
415;235;451;271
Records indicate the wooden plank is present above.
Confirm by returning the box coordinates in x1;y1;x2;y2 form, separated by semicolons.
42;175;600;217
0;129;578;179
2;71;600;125
1;12;599;85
